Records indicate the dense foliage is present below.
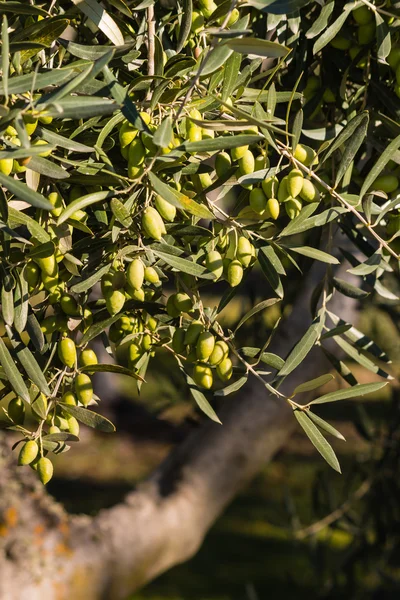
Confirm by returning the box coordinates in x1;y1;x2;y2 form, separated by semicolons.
0;0;399;483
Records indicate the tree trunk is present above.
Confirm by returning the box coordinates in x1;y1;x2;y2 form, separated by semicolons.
0;258;359;600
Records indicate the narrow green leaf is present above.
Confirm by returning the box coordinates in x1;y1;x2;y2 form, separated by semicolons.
59;39;136;60
181;134;263;153
293;373;334;395
60;403;116;432
278;316;324;377
6;326;50;396
8;207;50;243
1;280;14;326
0;173;52;210
57;191;113;225
235;298;281;332
176;0;192;53
37;127;93;153
26;314;45;352
222;52;241;102
28;156;69;180
0;338;30;403
375;12;391;63
45;97;118;120
13;269;28;333
0;68;73;95
294;410;341;472
335;115;368;187
79;313;123;346
328;312;391;363
288;245;339;264
333;336;393;380
186;373;222;424
151;248;215;279
1;16;9;100
360;132;400;199
43;432;79;442
333;277;369;299
306;0;335;39
153;117;173;149
310;382;388;405
71;0;124;45
307;411;346;441
214;376;248;397
224;38;289;58
321;346;358;386
80;363;144;381
278;203;319;237
313;2;356;54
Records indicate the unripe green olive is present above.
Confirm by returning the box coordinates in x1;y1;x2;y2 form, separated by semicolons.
231;145;249;161
111;270;126;290
79;349;98;367
358;22;375;45
287;169;304;198
330;35;351;50
238;149;255;176
191;10;205;33
60;293;80;316
372;174;399;194
237;236;252;268
146;315;158;332
293;144;317;167
106;289;125;316
215;152;232;178
174;292;192;313
58;337;77;368
54;415;69;430
130;287;145;301
48;191;63;217
128;137;145;167
185;320;204;345
267;198;280;220
155;194;176;222
8;397;25;424
172;328;186;354
227;259;243;287
249;188;267;214
41;272;59;293
209;340;229;366
39;114;53;125
128;342;141;368
353;4;373;25
216;356;233;381
36;253;58;277
201;128;214;139
18;440;39;466
142;333;152;352
277;176;290;203
193;363;213;389
188;124;202;142
24;261;40;288
285;197;302;220
37;457;53;485
220;7;239;27
127;258;145;290
166;294;181;318
144;266;160;284
40;314;59;335
142;206;166;240
62;390;77;405
262;175;279;198
23;113;38;135
300;179;320;203
388;46;400;70
200;0;217;19
74;373;93;406
66;415;80;437
119;120;138;150
32;139;52;157
199;172;213;189
0;157;13;175
49;425;60;434
206;250;224;279
196;331;215;361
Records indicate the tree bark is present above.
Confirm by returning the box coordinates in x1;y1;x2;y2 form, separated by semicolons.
0;258;359;600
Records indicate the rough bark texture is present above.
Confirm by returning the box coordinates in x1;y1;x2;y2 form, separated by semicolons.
0;258;359;600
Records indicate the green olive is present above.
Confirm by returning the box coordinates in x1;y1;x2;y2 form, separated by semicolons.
193;363;213;389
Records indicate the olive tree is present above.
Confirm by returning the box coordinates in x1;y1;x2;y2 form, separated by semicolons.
0;0;399;597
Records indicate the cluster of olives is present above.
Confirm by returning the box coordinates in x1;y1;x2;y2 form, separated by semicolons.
172;321;232;389
0;112;52;176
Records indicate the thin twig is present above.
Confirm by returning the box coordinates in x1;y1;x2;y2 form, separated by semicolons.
294;478;372;540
